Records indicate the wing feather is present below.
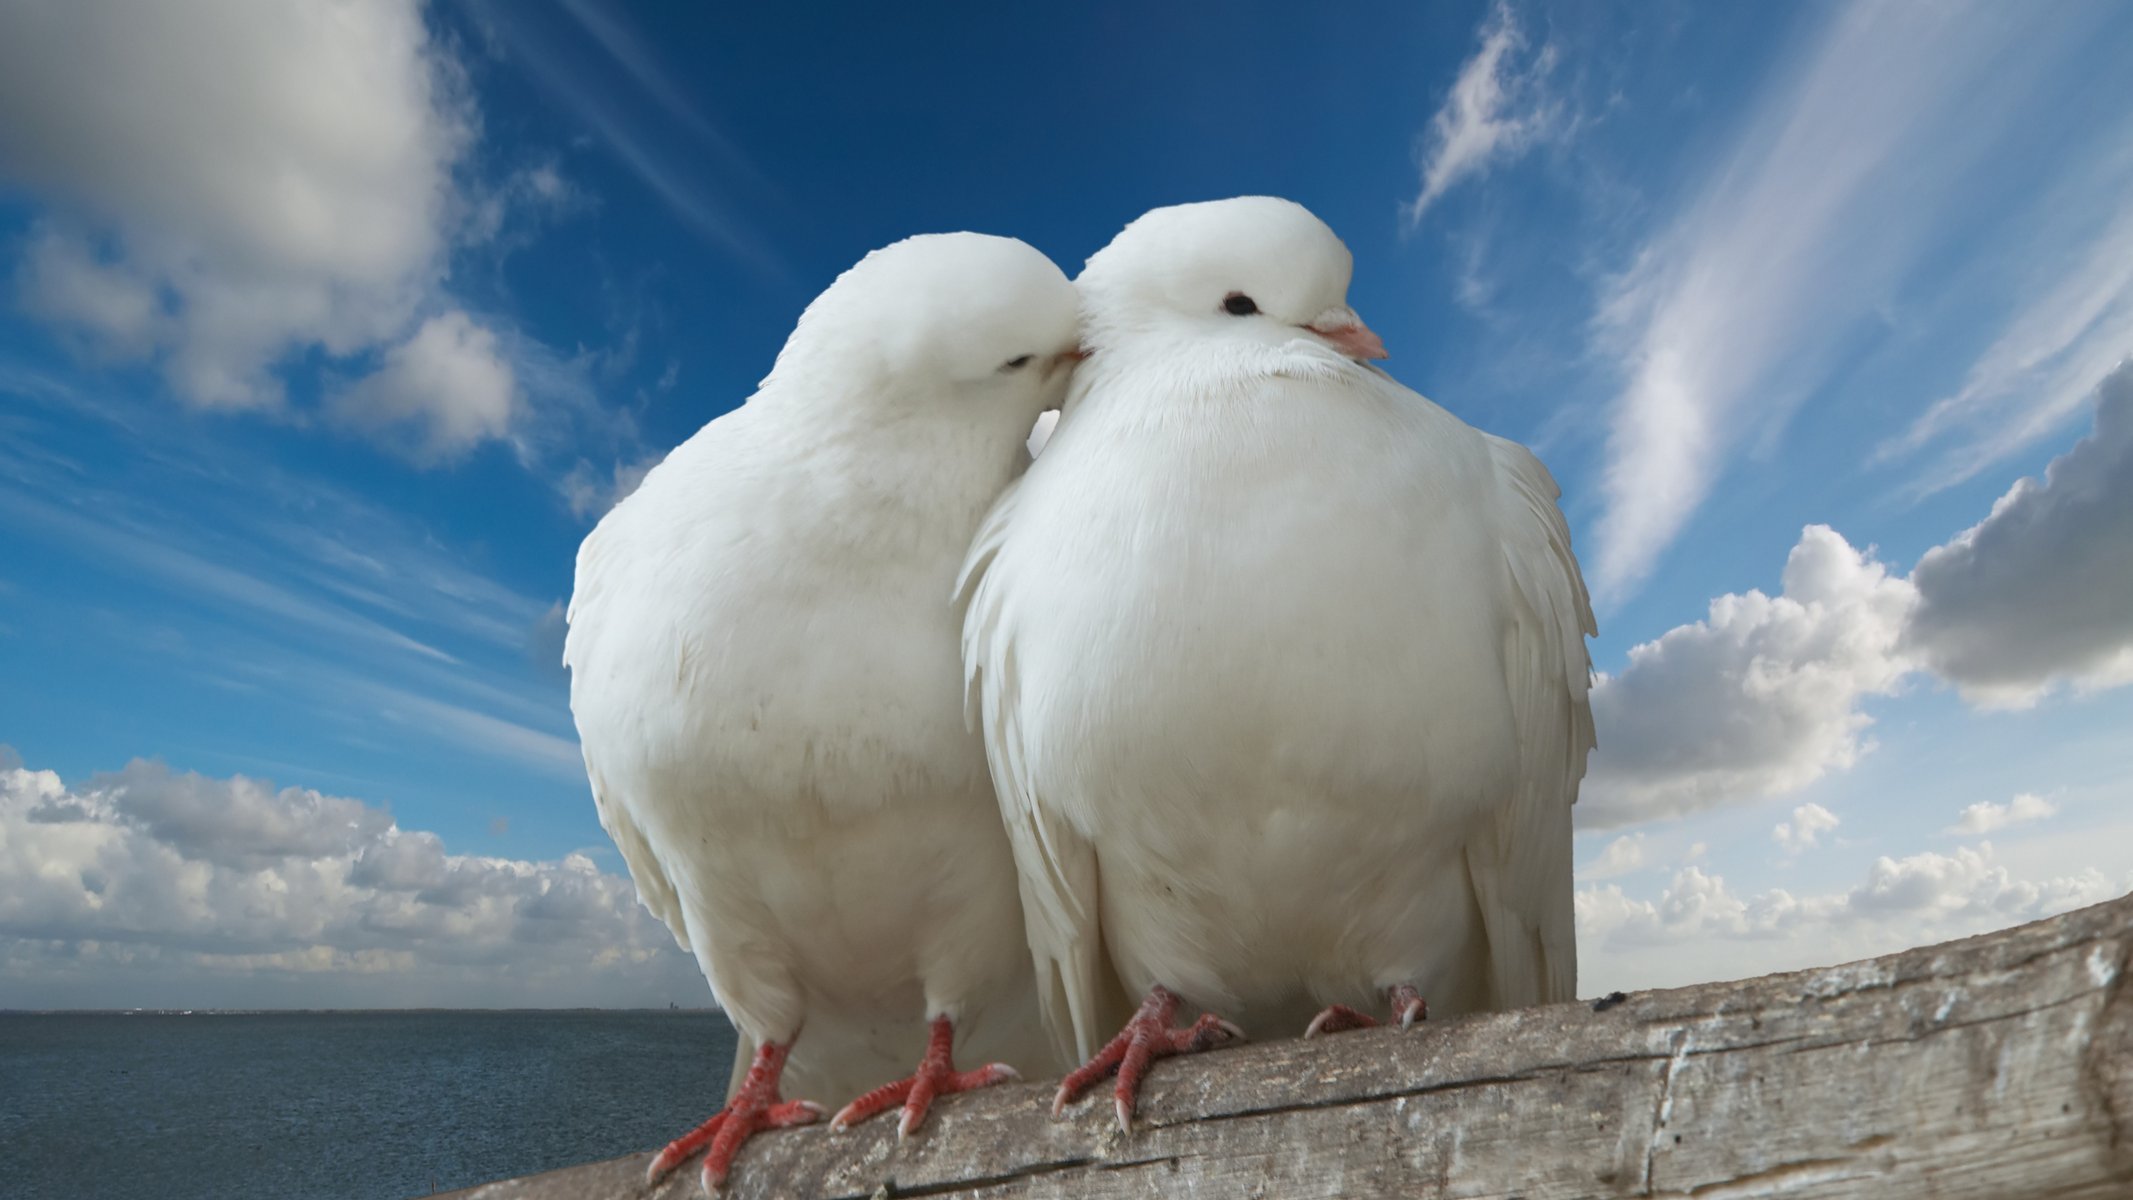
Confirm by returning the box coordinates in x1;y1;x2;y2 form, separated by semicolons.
1464;435;1595;1007
956;480;1124;1064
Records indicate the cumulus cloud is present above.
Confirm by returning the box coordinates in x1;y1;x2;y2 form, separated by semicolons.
330;312;519;464
1773;802;1840;855
1402;1;1561;228
1577;844;2125;992
1902;361;2133;707
1582;359;2133;832
1581;4;2114;602
0;751;697;1008
0;0;469;409
1581;526;1917;828
1578;833;1648;881
1947;792;2058;836
0;0;617;470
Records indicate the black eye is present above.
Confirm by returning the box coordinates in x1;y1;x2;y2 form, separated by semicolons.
1002;354;1034;371
1222;293;1259;317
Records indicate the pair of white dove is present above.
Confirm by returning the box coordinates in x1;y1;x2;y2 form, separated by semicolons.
564;196;1595;1193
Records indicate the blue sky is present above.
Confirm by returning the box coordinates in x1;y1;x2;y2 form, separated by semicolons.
2;0;2130;1008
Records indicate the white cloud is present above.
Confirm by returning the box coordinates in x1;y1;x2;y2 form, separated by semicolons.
1901;362;2133;707
1844;844;2114;924
1402;1;1561;229
1576;865;1746;950
1948;793;2058;836
1773;802;1840;854
0;0;469;410
357;680;584;778
1581;525;1916;828
1881;179;2133;493
1579;357;2133;833
0;751;695;1007
330;312;519;464
560;451;664;522
461;0;780;276
1578;833;1648;881
0;485;459;666
1577;844;2125;993
0;1;629;475
1585;4;2117;602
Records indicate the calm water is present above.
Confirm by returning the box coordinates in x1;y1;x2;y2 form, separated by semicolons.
0;1011;739;1200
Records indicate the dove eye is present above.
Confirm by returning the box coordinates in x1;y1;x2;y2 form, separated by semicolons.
1001;355;1034;371
1222;293;1259;317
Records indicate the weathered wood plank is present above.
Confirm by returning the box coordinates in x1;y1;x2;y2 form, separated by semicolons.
438;891;2133;1199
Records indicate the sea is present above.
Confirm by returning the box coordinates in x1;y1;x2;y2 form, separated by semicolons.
0;1010;740;1200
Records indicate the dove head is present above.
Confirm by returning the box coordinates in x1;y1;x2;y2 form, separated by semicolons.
1075;196;1387;365
764;232;1082;425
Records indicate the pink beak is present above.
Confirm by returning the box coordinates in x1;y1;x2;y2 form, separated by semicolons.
1045;344;1090;377
1305;308;1388;361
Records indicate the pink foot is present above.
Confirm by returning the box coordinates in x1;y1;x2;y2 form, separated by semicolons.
1304;983;1428;1038
645;1040;824;1193
830;1014;1020;1138
1053;986;1244;1132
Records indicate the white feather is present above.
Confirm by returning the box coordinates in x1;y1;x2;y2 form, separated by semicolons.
962;199;1595;1048
567;233;1081;1104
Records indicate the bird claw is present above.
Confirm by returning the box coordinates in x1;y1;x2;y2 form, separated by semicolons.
1306;986;1426;1038
646;1041;816;1192
1390;983;1428;1028
1054;987;1242;1132
833;1016;1019;1140
1303;1005;1377;1038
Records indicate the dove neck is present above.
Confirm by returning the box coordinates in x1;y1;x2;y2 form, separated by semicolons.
758;366;1045;446
1066;329;1355;423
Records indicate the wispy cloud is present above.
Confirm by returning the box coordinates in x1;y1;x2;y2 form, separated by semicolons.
0;484;460;665
358;682;583;777
465;0;786;280
549;0;771;194
1585;3;2118;603
1402;1;1561;230
0;375;555;651
0;386;580;775
1878;173;2133;495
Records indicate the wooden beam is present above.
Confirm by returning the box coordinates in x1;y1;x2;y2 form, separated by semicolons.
440;891;2132;1198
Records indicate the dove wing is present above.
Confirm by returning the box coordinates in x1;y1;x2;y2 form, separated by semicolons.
1462;434;1596;1007
956;480;1126;1065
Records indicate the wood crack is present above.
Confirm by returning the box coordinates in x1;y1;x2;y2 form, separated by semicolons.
429;893;2133;1200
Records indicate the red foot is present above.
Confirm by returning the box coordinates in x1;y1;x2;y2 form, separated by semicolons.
1304;983;1428;1038
1053;986;1244;1132
645;1040;824;1192
830;1014;1020;1138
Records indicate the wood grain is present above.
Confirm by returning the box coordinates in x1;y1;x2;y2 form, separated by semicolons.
436;891;2133;1199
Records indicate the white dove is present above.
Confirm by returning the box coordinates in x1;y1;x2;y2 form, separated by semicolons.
565;232;1082;1190
959;196;1596;1131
